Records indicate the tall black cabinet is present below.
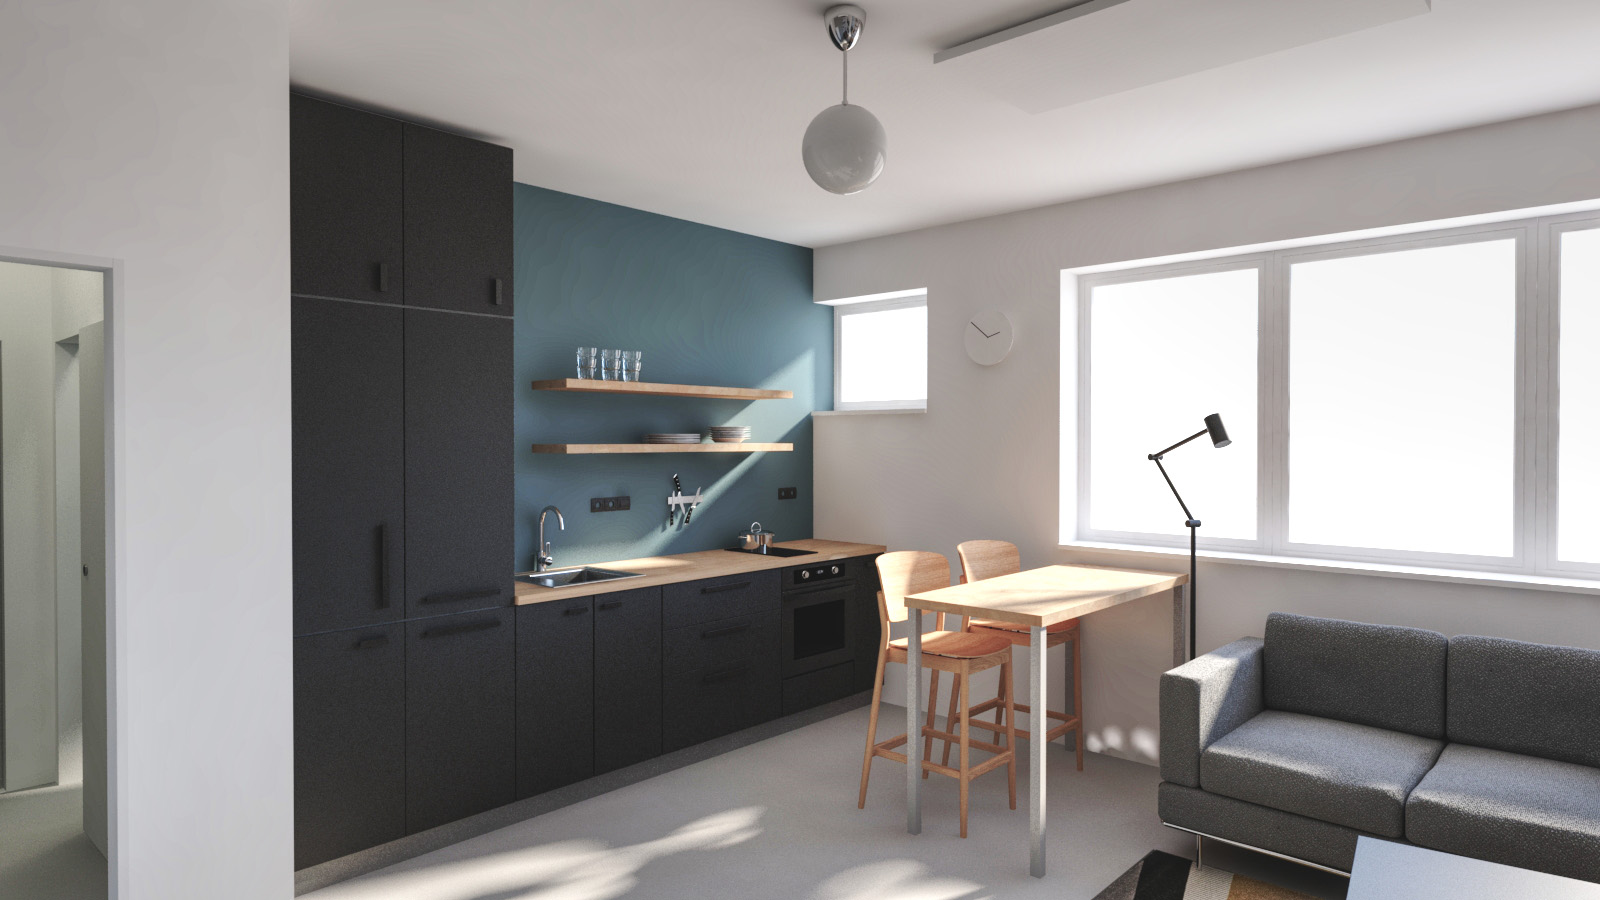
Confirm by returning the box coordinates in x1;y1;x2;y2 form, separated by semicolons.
291;92;514;871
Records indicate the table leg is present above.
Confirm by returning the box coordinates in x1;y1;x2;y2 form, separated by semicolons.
1030;624;1046;877
906;608;922;835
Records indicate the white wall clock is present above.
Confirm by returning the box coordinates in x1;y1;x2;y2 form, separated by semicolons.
964;310;1014;366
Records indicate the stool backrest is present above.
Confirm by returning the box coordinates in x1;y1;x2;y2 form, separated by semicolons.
957;540;1020;583
875;551;950;627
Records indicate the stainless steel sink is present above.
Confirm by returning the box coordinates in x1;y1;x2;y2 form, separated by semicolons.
516;566;643;589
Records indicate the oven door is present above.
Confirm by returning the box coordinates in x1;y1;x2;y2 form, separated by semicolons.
781;580;856;678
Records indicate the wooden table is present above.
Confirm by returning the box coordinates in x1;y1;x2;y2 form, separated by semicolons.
904;564;1189;877
1347;837;1600;899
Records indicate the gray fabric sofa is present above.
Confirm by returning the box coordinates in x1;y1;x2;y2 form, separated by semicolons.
1158;612;1600;883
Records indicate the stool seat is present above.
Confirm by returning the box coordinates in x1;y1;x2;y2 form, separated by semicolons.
970;617;1079;635
890;630;1012;659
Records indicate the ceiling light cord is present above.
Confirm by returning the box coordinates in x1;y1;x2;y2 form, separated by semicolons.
842;49;849;106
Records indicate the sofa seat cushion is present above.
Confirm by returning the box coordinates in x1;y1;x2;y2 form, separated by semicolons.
1406;743;1600;884
1200;710;1443;837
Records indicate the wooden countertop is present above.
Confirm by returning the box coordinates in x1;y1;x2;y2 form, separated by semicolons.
513;539;887;605
907;564;1187;627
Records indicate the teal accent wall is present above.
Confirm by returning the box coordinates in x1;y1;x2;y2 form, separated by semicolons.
514;184;827;570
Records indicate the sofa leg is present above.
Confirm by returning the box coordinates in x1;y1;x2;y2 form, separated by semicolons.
1195;834;1204;869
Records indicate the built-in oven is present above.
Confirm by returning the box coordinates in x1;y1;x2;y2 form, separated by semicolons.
781;560;856;678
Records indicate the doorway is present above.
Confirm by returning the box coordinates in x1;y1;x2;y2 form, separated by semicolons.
0;258;109;900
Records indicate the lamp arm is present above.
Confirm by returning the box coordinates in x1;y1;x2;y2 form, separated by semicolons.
1150;454;1197;524
1151;427;1209;461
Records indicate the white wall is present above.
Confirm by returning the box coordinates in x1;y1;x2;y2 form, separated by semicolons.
814;103;1600;765
0;3;292;899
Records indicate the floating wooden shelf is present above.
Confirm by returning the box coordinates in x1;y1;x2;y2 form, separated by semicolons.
531;442;793;455
530;378;792;401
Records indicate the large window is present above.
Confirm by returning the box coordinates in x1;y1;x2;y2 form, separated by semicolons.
833;292;927;411
1072;213;1600;579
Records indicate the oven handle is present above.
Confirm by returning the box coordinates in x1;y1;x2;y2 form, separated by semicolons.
782;582;856;602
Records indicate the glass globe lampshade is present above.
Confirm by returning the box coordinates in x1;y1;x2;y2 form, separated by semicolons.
802;103;886;195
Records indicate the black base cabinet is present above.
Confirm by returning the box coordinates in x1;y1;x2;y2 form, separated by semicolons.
516;597;595;799
852;556;884;692
405;607;516;834
294;625;406;870
594;587;663;774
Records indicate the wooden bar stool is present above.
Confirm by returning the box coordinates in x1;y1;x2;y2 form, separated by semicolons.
858;551;1018;838
949;540;1086;771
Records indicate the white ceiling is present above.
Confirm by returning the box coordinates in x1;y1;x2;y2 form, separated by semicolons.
289;0;1600;248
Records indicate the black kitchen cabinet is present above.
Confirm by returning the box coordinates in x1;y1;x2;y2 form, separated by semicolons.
292;297;405;636
665;651;781;753
403;124;513;316
406;607;516;834
852;555;884;692
294;625;406;869
290;94;404;303
516;597;595;799
593;587;663;774
404;309;514;618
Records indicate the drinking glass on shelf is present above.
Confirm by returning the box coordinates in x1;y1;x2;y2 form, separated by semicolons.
579;346;599;379
627;350;643;382
600;348;618;380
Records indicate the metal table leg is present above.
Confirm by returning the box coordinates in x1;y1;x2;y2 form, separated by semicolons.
1030;624;1047;877
906;608;922;835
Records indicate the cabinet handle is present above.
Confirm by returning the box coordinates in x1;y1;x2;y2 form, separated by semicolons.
421;587;501;606
597;599;624;611
492;277;504;306
421;618;501;640
701;581;751;595
701;664;750;685
562;606;590;617
376;523;390;609
376;262;389;293
701;623;750;639
354;634;390;650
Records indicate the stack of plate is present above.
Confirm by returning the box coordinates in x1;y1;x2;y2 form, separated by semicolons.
709;426;753;444
643;433;702;444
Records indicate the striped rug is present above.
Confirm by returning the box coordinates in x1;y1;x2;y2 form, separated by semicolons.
1093;851;1317;900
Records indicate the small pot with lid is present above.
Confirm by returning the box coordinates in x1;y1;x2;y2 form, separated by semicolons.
738;522;776;551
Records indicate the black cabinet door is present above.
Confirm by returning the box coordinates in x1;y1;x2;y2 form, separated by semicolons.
290;93;404;303
852;555;884;692
402;124;513;316
293;297;405;635
404;310;514;618
405;607;516;834
516;598;595;799
294;625;406;869
593;587;662;774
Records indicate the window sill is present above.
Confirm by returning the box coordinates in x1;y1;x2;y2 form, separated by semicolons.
813;408;926;417
1058;540;1600;597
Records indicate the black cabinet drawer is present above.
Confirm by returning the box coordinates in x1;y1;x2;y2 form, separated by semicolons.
405;607;516;834
294;625;406;869
662;571;779;630
782;662;857;716
662;613;778;676
516;598;594;800
663;656;780;753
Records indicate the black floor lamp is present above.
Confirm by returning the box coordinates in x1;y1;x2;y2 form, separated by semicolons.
1148;413;1231;661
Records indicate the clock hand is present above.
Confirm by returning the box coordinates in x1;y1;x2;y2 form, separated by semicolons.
970;321;998;339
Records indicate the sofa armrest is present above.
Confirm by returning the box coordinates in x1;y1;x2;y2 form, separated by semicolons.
1159;637;1264;787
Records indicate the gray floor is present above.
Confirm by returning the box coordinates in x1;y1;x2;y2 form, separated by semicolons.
0;727;109;900
305;703;1347;900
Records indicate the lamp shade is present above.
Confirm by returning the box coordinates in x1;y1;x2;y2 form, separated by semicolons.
802;103;886;195
1205;413;1231;448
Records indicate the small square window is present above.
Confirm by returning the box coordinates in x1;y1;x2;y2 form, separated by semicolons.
834;294;927;411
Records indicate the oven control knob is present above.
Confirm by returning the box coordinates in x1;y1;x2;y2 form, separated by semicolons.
830;565;840;576
799;570;811;580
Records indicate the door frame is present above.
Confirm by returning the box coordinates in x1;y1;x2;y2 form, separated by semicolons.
0;243;121;897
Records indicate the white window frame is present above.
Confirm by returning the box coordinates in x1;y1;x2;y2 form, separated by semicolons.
831;292;928;412
1072;210;1600;581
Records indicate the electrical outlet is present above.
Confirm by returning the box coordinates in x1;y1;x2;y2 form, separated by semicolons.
778;486;798;500
590;495;631;513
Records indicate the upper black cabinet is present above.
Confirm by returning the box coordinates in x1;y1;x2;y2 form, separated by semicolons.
404;309;514;617
403;124;513;316
290;94;404;303
292;297;405;636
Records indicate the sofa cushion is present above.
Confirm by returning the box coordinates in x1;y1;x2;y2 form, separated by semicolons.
1447;635;1600;770
1263;613;1448;739
1406;743;1600;884
1200;710;1443;837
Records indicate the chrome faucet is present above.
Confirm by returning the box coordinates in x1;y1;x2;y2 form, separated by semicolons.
536;505;565;572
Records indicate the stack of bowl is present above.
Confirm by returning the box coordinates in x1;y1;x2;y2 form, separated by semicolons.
708;426;752;444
